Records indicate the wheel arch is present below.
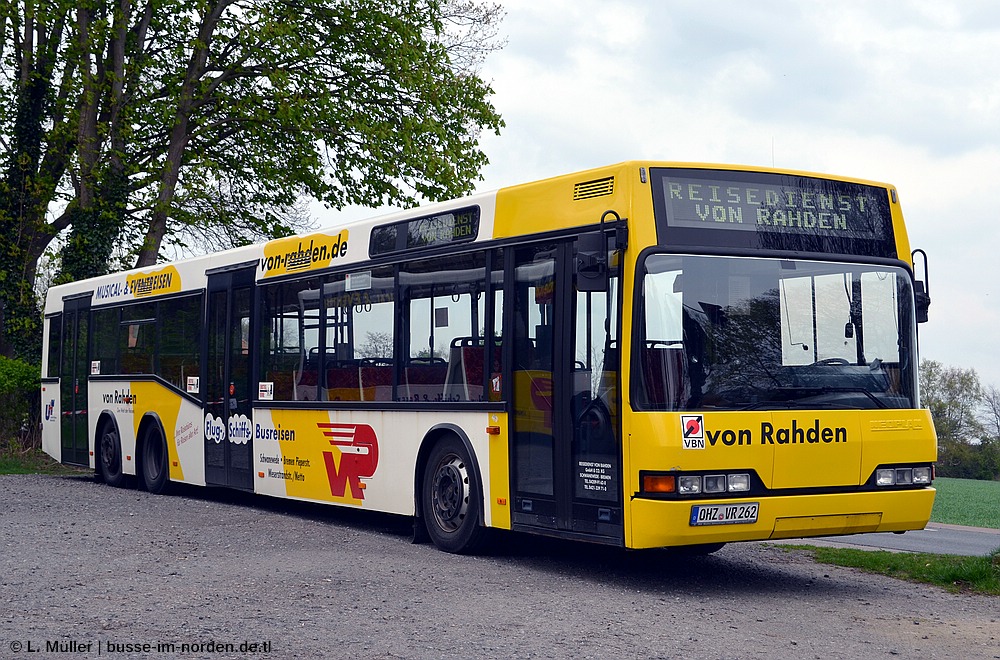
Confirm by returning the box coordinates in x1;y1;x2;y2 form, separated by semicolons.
413;423;486;531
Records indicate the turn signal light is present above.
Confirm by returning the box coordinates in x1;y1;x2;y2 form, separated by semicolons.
642;474;676;493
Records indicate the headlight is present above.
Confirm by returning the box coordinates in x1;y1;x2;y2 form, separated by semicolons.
703;475;726;493
727;473;751;492
678;476;702;494
875;465;933;487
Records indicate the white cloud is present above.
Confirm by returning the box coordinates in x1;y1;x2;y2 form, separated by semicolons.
320;0;1000;386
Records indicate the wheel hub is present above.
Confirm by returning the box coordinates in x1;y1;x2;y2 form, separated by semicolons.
101;430;118;469
431;457;469;531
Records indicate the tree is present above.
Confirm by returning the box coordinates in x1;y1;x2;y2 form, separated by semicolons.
919;359;1000;480
919;359;984;442
981;384;1000;440
0;0;504;361
977;385;1000;480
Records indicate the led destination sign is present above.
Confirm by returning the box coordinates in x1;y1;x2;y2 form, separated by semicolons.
652;168;897;257
369;206;479;257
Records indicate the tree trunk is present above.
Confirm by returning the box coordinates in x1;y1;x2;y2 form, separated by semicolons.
134;0;230;268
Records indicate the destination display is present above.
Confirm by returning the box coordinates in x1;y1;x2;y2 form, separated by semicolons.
369;206;479;256
652;169;897;257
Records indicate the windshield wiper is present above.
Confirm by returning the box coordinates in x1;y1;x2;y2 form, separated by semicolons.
735;387;888;410
820;387;889;409
737;400;854;411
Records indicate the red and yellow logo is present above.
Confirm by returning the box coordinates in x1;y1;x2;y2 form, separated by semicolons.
318;423;379;500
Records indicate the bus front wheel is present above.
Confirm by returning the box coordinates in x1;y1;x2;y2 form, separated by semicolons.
422;436;486;554
98;420;125;488
673;542;726;556
141;422;171;495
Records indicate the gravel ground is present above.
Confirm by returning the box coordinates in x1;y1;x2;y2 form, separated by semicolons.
1;473;998;659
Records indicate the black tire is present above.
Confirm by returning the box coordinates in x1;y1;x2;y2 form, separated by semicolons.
141;423;171;494
422;435;487;554
98;419;125;488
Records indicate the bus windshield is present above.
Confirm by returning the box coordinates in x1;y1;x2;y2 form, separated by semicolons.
637;254;917;411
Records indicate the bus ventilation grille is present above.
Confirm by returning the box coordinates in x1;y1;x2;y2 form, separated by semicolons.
573;176;615;200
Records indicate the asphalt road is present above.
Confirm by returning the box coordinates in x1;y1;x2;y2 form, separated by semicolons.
2;474;998;659
808;522;1000;556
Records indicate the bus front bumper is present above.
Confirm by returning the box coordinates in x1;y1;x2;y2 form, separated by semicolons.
627;487;936;550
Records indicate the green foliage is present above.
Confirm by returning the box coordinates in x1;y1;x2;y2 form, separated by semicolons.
57;165;127;283
920;359;983;440
931;477;1000;529
0;356;40;450
936;439;1000;481
2;0;504;353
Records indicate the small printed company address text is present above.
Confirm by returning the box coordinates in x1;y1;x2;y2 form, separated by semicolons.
8;639;272;655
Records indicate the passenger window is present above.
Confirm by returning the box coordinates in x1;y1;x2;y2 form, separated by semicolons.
324;266;395;401
157;295;202;390
400;253;487;402
260;278;321;401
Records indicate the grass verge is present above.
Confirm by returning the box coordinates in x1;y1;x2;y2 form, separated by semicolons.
0;448;87;475
793;546;1000;596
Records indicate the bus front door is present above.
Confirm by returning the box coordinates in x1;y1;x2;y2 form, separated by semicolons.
204;268;255;490
510;240;621;543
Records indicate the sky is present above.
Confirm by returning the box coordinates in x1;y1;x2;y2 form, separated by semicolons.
320;0;1000;387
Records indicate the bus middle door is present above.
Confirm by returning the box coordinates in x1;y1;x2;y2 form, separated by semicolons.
204;267;255;490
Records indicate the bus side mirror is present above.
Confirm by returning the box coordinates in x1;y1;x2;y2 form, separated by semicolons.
914;280;930;324
912;248;930;324
576;231;607;292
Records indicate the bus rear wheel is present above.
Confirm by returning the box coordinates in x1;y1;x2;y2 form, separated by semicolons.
141;423;171;494
422;436;486;554
98;420;125;488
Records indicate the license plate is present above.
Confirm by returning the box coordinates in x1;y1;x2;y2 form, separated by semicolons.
690;502;759;526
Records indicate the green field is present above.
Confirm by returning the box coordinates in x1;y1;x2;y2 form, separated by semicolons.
930;477;1000;529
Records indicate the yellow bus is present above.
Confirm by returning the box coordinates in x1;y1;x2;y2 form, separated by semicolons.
40;161;936;553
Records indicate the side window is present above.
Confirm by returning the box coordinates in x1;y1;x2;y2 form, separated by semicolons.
349;266;396;362
46;315;62;379
90;308;121;375
260;278;321;401
400;252;487;402
489;249;504;402
120;302;157;374
158;295;202;390
637;258;685;410
322;266;395;401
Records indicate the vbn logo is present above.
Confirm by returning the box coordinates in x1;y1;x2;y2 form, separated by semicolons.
681;414;705;449
317;423;379;500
